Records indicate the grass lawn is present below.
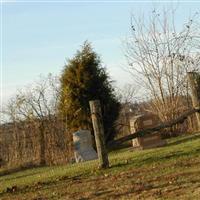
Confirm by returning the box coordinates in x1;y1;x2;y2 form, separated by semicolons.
0;132;200;200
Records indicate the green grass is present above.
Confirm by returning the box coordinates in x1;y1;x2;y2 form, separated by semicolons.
1;132;200;200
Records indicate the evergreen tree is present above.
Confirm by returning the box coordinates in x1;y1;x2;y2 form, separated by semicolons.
59;41;120;143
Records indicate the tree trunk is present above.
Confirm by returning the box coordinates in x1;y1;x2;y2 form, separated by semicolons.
89;100;109;169
39;124;46;165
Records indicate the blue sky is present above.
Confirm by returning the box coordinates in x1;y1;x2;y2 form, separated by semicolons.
1;1;200;105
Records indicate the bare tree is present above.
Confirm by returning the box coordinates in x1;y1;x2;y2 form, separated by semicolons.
2;74;63;165
4;74;59;121
117;84;138;105
115;84;139;137
125;7;200;125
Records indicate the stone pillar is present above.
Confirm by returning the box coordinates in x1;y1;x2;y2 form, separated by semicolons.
130;117;140;148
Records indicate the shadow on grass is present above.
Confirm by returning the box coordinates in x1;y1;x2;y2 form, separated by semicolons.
0;164;45;177
111;147;200;170
166;133;200;147
1;170;43;182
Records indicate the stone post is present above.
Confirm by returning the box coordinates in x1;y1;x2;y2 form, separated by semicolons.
187;72;200;130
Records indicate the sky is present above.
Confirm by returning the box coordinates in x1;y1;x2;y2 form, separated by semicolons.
1;0;200;106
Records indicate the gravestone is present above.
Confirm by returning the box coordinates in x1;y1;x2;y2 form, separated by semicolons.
130;114;166;149
73;130;98;163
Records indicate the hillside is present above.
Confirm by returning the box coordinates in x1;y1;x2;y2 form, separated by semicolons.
1;132;200;200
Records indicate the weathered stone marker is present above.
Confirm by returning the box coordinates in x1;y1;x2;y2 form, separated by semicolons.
187;72;200;130
130;114;166;149
89;100;109;169
73;130;98;163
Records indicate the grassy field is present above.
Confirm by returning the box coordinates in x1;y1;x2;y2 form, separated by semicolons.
0;132;200;200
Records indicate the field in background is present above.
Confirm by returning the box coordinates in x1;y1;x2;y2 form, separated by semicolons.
1;132;200;200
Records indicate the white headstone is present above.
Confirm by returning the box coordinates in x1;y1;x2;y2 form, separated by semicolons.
130;118;140;148
73;130;98;163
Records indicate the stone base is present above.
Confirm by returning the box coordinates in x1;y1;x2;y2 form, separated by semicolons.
132;133;166;150
74;149;98;163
